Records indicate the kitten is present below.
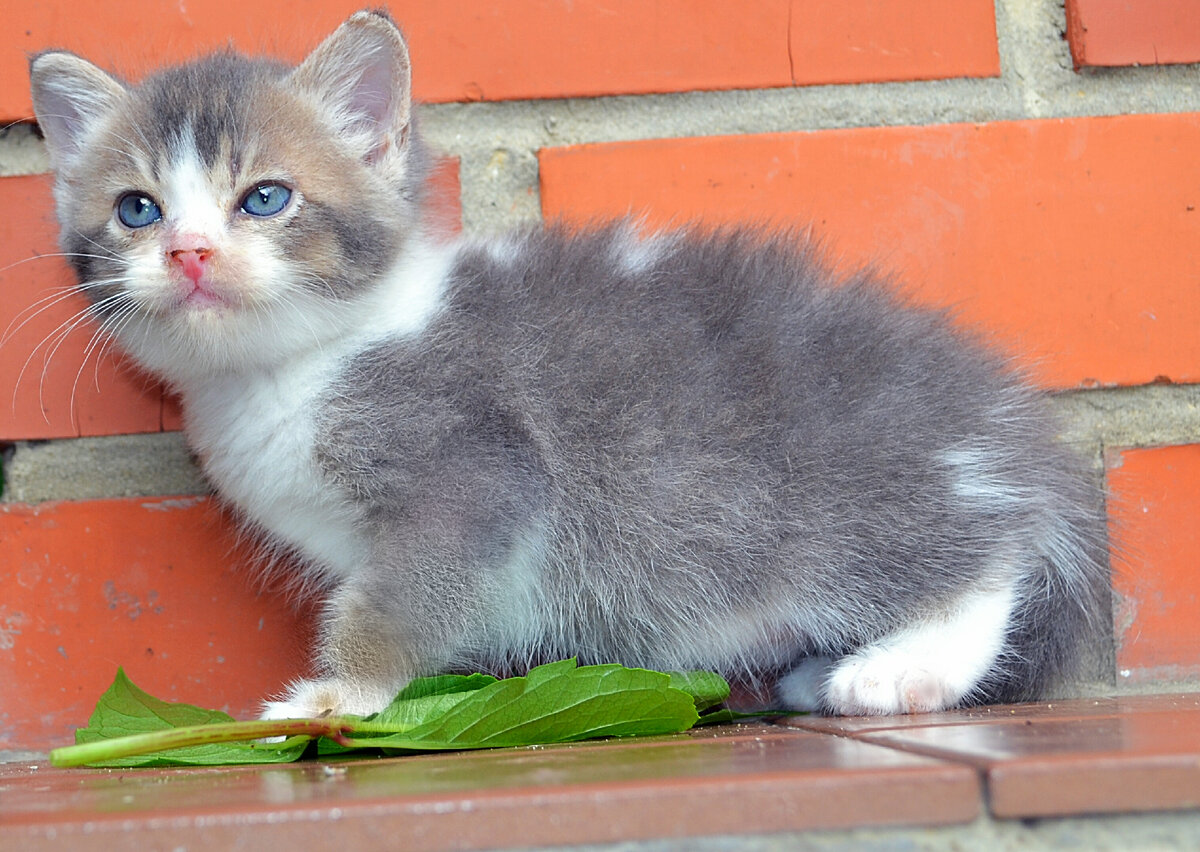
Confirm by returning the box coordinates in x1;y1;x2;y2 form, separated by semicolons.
28;10;1110;717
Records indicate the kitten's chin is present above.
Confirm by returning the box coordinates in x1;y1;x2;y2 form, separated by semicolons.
163;271;246;314
175;302;236;332
116;291;344;383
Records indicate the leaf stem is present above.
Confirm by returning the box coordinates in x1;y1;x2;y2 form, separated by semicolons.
50;718;356;767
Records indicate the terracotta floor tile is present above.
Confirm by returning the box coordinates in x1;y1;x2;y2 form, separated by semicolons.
1;724;979;851
835;695;1200;818
782;693;1200;735
781;704;1053;735
859;710;1200;762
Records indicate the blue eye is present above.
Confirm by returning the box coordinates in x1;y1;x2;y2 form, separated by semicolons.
116;193;162;228
241;183;292;217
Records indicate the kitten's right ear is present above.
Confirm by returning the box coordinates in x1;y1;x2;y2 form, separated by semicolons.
289;11;412;166
29;51;126;172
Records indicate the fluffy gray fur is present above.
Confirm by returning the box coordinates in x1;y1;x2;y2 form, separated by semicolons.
318;223;1111;704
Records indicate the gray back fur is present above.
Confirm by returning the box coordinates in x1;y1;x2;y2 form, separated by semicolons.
318;224;1111;701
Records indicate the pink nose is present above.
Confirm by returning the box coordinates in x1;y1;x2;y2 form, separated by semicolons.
168;245;212;284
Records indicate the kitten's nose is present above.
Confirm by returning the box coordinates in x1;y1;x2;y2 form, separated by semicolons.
167;243;213;284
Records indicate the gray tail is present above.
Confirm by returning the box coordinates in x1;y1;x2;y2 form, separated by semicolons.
981;459;1114;704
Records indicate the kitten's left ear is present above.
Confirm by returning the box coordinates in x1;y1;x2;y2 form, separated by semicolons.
290;11;412;164
29;51;127;172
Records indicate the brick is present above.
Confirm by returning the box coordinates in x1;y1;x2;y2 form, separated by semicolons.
0;174;167;440
1106;444;1200;682
790;0;998;86
539;114;1200;389
162;395;185;432
409;0;793;101
1;0;999;121
1066;0;1200;69
0;497;317;752
0;159;459;440
427;154;464;238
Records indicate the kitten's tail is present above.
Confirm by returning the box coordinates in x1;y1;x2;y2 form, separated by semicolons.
986;451;1114;703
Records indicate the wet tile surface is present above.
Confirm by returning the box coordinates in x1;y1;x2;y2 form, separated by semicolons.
782;693;1200;735
863;711;1200;817
0;724;978;851
861;709;1200;762
789;693;1200;818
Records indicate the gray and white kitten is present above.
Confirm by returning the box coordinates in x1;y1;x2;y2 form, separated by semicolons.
28;10;1110;717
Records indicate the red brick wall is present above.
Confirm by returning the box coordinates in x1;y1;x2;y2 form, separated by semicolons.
0;499;319;751
1066;0;1200;69
0;0;999;120
2;0;1198;752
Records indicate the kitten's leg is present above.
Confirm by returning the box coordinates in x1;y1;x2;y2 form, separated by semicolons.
261;478;535;720
261;583;425;720
780;581;1017;715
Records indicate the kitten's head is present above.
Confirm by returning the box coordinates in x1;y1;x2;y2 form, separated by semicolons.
29;11;427;381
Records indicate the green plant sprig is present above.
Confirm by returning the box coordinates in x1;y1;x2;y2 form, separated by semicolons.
50;659;742;768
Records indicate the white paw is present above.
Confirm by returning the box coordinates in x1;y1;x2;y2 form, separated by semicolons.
776;657;835;711
825;649;960;715
812;584;1015;715
260;677;397;720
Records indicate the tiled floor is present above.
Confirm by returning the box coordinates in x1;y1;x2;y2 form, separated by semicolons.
787;693;1200;819
3;693;1198;851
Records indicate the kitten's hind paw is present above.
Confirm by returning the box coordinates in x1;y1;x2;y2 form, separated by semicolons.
824;651;958;715
260;677;397;720
790;584;1013;715
778;648;974;716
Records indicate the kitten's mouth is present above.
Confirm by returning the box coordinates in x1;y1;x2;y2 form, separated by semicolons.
174;278;237;313
183;285;227;309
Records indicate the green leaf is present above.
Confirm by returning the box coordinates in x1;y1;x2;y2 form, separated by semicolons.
668;670;731;712
388;672;501;703
342;659;700;751
694;708;810;726
311;672;504;755
81;667;234;732
52;661;736;768
365;672;500;730
58;669;311;767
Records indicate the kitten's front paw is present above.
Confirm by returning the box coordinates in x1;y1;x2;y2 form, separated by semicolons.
261;677;397;720
776;657;834;711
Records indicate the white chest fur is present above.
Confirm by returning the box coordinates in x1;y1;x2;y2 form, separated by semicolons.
182;351;367;580
169;240;455;581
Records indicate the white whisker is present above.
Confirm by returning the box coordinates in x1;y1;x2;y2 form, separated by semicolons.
0;250;119;276
70;310;125;422
13;289;131;421
68;229;123;262
1;276;129;346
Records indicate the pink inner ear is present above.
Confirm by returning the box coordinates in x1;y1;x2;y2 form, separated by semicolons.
34;84;98;166
349;59;397;163
290;17;412;160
